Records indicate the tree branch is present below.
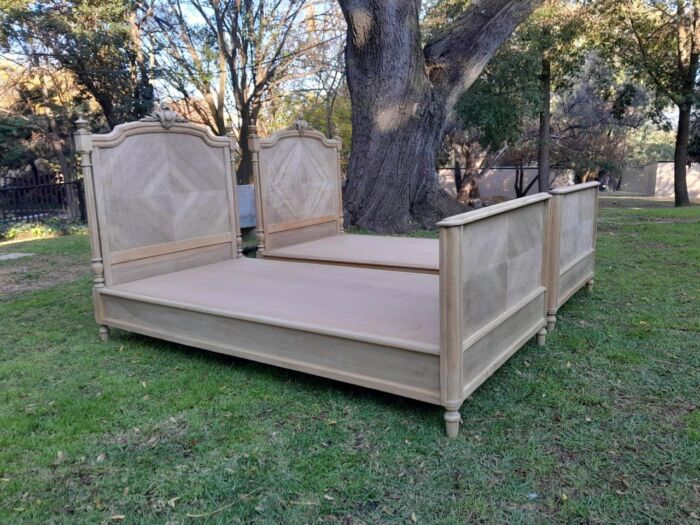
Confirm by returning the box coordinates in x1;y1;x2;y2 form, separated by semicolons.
423;0;543;107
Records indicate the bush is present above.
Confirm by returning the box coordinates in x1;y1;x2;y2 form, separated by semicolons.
0;218;87;242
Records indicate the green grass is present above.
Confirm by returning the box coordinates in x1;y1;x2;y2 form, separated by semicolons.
1;205;699;524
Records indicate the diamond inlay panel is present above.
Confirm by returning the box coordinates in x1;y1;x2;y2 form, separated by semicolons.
94;132;233;253
461;203;545;336
260;136;339;226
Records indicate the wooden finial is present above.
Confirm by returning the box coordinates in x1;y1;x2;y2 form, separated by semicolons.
73;116;92;153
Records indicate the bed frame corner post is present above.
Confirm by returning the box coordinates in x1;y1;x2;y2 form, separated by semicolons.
248;121;265;257
439;225;464;438
228;129;244;257
74;117;108;341
333;126;344;233
546;192;561;332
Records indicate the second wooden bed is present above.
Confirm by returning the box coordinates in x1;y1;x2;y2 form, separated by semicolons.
249;119;439;273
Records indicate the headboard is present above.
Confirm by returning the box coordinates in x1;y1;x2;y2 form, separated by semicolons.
74;109;242;287
249;119;343;253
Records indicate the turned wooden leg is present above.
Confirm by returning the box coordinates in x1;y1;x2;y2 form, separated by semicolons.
547;309;557;332
99;325;110;342
536;328;547;347
586;279;594;292
444;410;462;438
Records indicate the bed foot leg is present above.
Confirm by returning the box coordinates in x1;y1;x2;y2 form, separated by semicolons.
99;326;109;342
444;410;461;438
546;311;557;332
586;279;594;292
536;328;547;347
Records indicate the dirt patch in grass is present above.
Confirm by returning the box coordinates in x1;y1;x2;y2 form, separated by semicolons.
0;254;89;296
106;416;190;451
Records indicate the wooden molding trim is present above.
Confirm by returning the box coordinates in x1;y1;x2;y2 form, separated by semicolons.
259;128;340;149
91;121;230;150
549;181;600;195
461;287;546;352
437;192;551;227
266;215;338;234
110;233;233;264
558;247;595;277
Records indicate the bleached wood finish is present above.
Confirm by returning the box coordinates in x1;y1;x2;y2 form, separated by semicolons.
74;111;242;337
437;192;551;434
546;182;600;330
250;120;440;273
81;115;553;436
250;119;343;252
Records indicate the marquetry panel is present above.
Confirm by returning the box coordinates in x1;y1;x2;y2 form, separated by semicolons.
559;189;596;268
461;203;545;336
93;132;233;254
259;136;340;228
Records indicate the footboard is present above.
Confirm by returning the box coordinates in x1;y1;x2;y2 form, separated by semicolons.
546;182;599;330
438;193;551;436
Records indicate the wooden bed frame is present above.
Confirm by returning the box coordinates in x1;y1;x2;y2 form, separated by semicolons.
75;111;552;437
546;181;599;330
249;119;439;273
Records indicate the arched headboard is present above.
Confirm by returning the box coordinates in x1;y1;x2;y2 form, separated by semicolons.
75;109;241;286
250;119;343;252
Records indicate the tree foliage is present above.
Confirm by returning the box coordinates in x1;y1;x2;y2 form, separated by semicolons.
594;0;698;205
1;0;154;128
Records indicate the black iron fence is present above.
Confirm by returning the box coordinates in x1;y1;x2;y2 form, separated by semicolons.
0;179;86;223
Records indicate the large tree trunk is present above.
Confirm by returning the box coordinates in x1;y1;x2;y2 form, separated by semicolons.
537;56;551;193
339;0;543;232
341;0;448;231
238;116;254;185
674;103;692;206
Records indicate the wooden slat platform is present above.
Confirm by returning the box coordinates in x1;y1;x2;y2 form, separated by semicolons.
109;257;440;351
262;234;439;273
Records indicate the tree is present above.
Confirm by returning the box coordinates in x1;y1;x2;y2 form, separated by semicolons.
292;0;346;138
596;0;698;206
175;0;309;183
338;0;543;232
151;0;229;136
524;1;584;191
552;55;652;183
0;0;155;129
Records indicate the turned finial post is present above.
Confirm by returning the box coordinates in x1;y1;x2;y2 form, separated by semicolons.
74;116;108;341
332;125;345;233
227;126;244;257
248;120;265;257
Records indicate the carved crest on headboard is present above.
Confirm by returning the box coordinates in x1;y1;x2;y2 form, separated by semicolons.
140;104;188;129
288;117;310;134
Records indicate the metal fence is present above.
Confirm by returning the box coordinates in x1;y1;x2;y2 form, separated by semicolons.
0;177;86;223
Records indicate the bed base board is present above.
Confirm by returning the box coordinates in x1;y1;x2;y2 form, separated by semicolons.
98;291;442;405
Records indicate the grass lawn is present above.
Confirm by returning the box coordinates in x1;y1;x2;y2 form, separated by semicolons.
1;202;699;524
